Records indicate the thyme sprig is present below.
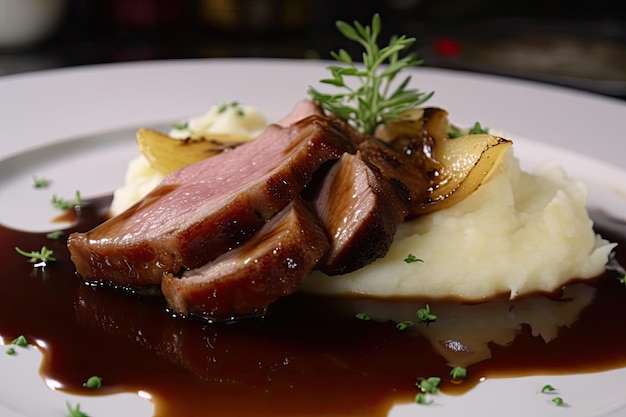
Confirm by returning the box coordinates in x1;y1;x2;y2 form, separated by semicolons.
308;14;433;134
15;246;56;265
51;190;84;210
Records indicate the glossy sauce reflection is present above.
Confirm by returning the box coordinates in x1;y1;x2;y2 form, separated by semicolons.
1;197;625;417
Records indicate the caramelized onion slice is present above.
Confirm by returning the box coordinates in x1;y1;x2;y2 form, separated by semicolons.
136;128;247;174
381;108;512;215
422;133;512;214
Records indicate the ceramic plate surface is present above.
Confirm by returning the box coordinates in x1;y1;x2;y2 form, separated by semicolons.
0;59;625;417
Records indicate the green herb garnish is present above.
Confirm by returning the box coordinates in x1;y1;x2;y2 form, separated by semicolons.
84;376;103;389
308;14;433;134
450;366;467;380
448;121;487;138
418;376;441;394
395;321;413;330
51;190;84;210
355;312;371;321
171;121;188;130
403;253;423;264
66;402;90;417
5;336;30;355
33;176;51;188
468;121;488;134
416;304;437;324
540;385;564;405
46;230;65;240
218;101;245;117
11;335;29;347
447;127;462;138
15;246;56;264
414;392;431;404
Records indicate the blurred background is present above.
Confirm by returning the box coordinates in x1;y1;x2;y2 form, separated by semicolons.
0;0;624;99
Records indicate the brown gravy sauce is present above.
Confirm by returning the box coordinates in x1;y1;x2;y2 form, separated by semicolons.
1;197;626;416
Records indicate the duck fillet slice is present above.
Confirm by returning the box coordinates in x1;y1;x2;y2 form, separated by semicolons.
162;197;329;320
68;113;353;289
312;146;409;276
357;138;429;218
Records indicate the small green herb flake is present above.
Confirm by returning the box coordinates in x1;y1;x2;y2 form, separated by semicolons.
450;366;467;380
84;375;103;389
171;121;188;130
403;254;423;264
468;122;488;135
51;194;69;209
447;128;462;138
218;101;245;116
416;304;437;324
66;402;90;417
355;312;371;321
414;392;431;404
395;321;413;331
541;384;556;393
46;230;65;240
418;376;441;394
11;335;29;347
6;347;16;355
51;190;84;210
15;246;56;265
552;397;564;406
32;176;51;188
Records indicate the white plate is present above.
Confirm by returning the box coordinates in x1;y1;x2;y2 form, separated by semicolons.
0;59;625;417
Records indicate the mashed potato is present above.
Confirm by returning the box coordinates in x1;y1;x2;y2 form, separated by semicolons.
301;150;615;300
110;103;267;216
168;101;267;140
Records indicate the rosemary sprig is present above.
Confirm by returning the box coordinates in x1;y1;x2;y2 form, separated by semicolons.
308;14;433;134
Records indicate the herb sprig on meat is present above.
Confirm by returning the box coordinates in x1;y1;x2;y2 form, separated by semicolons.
308;14;433;134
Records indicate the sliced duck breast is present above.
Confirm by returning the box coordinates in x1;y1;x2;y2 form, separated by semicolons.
68;104;353;289
312;146;409;275
162;197;329;320
357;138;430;218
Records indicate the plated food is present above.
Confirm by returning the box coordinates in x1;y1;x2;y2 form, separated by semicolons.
68;15;615;319
1;14;626;417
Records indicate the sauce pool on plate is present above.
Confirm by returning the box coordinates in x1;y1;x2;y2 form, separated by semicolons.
1;197;626;416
